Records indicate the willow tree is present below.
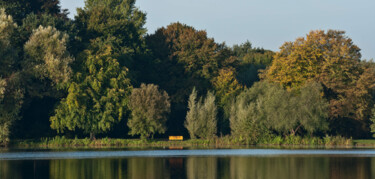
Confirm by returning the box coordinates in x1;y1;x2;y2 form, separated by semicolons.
230;81;328;139
128;84;170;139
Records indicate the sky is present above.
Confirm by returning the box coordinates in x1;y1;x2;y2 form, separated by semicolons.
60;0;375;60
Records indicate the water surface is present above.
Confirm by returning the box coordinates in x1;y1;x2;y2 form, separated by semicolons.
1;148;375;179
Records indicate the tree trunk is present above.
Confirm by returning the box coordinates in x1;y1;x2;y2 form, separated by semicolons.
291;124;303;136
90;132;96;140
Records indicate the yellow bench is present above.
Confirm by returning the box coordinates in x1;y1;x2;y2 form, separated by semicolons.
169;136;183;141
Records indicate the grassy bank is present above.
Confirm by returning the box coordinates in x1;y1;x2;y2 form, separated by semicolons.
7;135;365;149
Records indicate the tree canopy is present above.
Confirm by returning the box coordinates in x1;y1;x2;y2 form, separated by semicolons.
263;30;375;123
128;83;170;139
50;47;132;137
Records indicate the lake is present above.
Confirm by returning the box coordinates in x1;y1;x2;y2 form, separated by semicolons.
1;148;375;179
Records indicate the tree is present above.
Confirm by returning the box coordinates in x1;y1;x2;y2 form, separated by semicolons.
146;22;220;104
127;83;170;139
230;81;328;138
185;89;217;139
212;68;243;109
0;0;67;23
75;0;146;68
212;68;243;135
229;82;276;141
24;26;74;88
0;9;23;145
19;13;77;55
262;30;375;128
185;88;199;139
50;47;132;139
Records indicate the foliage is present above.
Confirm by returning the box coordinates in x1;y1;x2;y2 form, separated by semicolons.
127;83;170;139
232;41;274;87
212;68;243;108
19;13;77;54
76;0;146;67
24;26;74;87
185;88;217;139
0;9;23;145
230;81;328;138
263;30;375;123
370;105;375;137
0;0;374;145
50;47;132;137
0;0;67;23
146;22;220;104
229;82;272;142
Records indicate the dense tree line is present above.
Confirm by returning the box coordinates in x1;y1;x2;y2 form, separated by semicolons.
0;0;374;145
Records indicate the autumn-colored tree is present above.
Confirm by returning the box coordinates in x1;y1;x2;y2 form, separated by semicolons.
263;30;375;125
146;22;223;136
213;68;243;108
146;22;220;104
212;68;242;134
128;84;170;139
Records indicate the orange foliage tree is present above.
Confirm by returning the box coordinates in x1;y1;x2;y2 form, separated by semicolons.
263;30;375;124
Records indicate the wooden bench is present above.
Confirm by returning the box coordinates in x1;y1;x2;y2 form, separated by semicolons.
169;136;183;141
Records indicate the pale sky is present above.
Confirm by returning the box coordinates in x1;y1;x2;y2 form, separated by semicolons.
60;0;375;60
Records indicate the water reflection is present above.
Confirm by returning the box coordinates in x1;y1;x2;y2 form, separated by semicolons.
1;156;375;179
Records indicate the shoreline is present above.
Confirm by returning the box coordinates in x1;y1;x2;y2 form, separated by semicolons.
4;136;375;149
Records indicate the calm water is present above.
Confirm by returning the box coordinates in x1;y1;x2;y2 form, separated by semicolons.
1;148;375;179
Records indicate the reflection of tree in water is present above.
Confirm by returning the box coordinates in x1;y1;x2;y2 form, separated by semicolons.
186;157;217;179
230;157;329;179
329;157;372;179
2;156;375;178
50;159;125;179
127;158;169;179
49;158;170;179
168;158;185;178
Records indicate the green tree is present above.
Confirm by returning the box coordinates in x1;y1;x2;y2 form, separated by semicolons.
24;26;74;88
19;13;77;54
185;88;217;139
370;105;375;137
0;9;23;145
127;83;170;139
230;81;328;138
50;47;132;139
0;0;67;23
229;82;275;142
231;41;274;87
75;0;146;68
